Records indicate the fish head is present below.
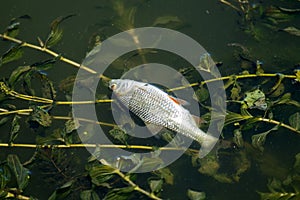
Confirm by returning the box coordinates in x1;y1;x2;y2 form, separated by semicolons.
109;79;139;96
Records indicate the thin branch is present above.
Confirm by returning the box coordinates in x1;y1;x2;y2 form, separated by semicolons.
0;142;192;152
100;159;162;200
219;0;241;12
167;73;296;92
256;117;300;134
0;33;111;81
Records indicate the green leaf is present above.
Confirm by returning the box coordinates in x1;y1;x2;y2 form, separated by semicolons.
251;125;279;152
31;57;59;70
29;106;52;127
103;187;135;200
233;129;244;148
109;127;128;144
7;154;30;190
149;179;163;194
9;115;21;144
0;190;8;198
187;189;206;200
48;180;74;200
80;190;100;200
139;156;163;172
8;65;31;87
0;117;10;127
89;165;116;186
225;111;253;126
230;86;241;100
293;153;300;173
0;165;11;189
242;89;267;110
154;167;174;185
152;15;185;29
4;22;20;38
44;14;76;48
23;71;35;95
38;73;57;99
258;191;298;200
289;112;300;131
281;26;300;37
4;15;31;38
193;86;209;102
64;118;80;134
0;44;23;66
36;128;65;145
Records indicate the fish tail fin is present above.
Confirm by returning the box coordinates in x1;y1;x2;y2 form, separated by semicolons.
198;135;219;158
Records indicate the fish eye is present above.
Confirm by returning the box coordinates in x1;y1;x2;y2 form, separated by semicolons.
110;84;117;90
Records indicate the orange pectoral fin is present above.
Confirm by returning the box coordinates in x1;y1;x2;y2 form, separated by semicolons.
168;96;190;105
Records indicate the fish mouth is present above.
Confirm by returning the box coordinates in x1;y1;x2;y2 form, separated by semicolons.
110;83;116;90
108;81;117;90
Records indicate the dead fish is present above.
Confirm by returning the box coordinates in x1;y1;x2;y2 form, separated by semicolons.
109;79;218;154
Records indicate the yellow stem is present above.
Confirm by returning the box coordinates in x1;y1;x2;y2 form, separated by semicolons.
0;142;195;153
0;109;32;116
114;169;162;200
256;117;300;134
0;33;111;80
219;0;241;11
168;73;296;92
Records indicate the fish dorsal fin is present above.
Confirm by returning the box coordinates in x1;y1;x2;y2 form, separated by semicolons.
145;122;163;135
168;96;190;106
191;115;206;126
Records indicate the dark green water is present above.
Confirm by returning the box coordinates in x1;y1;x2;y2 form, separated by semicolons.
1;0;300;199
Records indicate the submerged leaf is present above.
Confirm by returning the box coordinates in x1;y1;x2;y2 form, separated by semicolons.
187;189;206;200
48;180;74;200
44;14;76;48
281;26;300;37
289;112;300;131
252;125;279;152
152;15;185;29
36;128;65;144
154;167;174;185
8;65;31;87
7;154;30;190
64;118;80;134
230;85;241;100
258;191;298;200
89;165;116;186
149;179;163;194
242;89;267;110
0;44;23;66
80;190;100;200
29;106;52;127
225;111;253;126
103;186;135;200
0;165;11;189
193;86;209;102
4;15;31;38
38;73;57;99
9;115;21;144
233;129;244;148
293;153;300;172
4;22;20;38
109;127;128;144
31;57;60;70
0;117;10;127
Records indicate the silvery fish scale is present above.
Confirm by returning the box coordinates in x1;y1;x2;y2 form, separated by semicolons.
110;79;218;149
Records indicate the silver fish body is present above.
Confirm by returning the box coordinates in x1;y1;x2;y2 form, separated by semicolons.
109;79;218;150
